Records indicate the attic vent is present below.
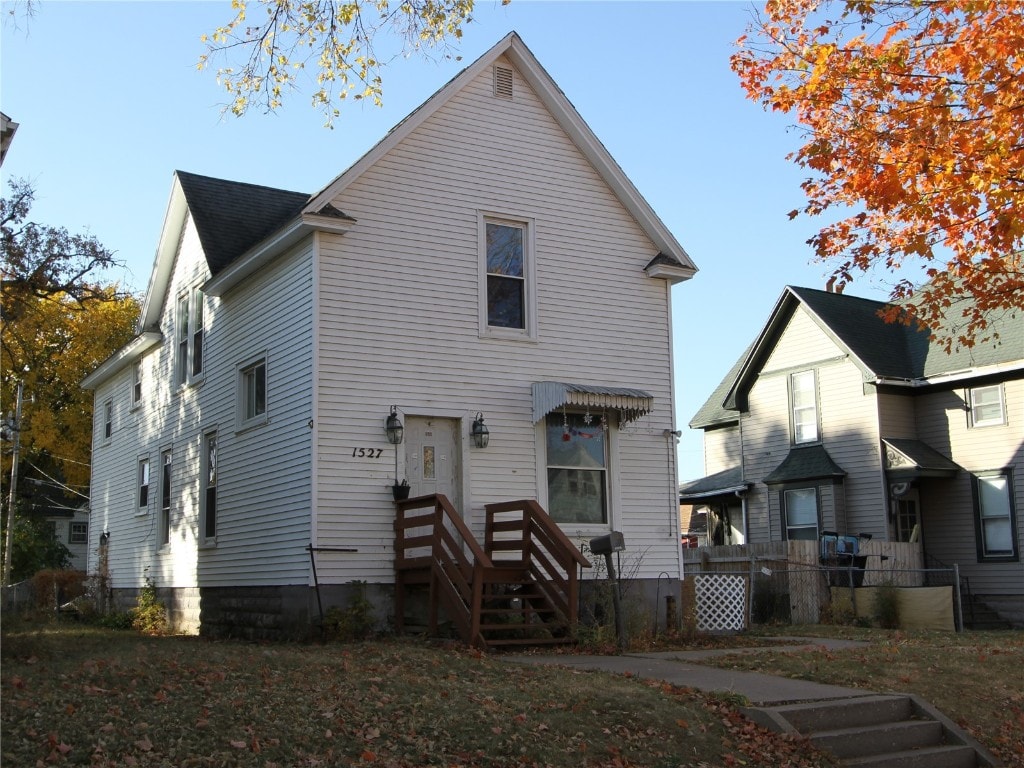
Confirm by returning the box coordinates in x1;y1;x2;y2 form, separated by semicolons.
493;65;513;99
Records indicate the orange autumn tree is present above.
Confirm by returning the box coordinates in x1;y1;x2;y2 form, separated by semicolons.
733;0;1023;350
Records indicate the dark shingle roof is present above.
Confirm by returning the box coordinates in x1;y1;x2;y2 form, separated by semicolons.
763;444;846;484
176;171;311;276
689;343;751;429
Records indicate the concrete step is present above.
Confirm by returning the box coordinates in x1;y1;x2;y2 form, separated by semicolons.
744;694;998;767
769;694;911;732
811;719;943;759
845;743;980;768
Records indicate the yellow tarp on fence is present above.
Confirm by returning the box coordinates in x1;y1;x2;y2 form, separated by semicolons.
832;586;955;631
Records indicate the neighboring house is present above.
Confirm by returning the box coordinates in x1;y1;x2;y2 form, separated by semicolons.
41;507;90;572
0;111;18;165
82;33;697;638
680;285;1023;626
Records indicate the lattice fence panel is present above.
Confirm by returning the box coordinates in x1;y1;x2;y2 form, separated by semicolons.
694;574;747;632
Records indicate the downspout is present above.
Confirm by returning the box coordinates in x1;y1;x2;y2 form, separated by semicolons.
738;411;748;542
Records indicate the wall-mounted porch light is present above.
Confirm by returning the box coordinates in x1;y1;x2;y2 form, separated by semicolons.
385;405;404;445
471;412;490;448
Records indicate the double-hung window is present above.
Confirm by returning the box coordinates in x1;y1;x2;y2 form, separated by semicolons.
132;360;143;408
783;488;819;541
545;412;608;525
239;358;267;427
790;370;819;444
137;457;151;511
201;431;218;543
969;385;1006;428
103;400;113;441
481;215;535;338
159;450;172;546
176;289;206;386
973;472;1018;561
70;522;88;545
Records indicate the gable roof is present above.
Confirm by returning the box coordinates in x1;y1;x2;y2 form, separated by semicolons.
304;32;697;279
175;171;311;276
692;284;1024;425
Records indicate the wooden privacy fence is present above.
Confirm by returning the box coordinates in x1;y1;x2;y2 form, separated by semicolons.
683;540;926;625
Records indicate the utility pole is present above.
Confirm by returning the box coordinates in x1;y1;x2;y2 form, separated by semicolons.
3;379;25;587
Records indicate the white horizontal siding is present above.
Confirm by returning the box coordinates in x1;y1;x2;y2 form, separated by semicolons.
87;217;315;590
312;58;681;583
703;425;741;477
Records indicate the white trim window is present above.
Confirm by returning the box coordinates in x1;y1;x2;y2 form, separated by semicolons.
70;521;88;545
103;399;113;441
545;412;609;525
159;449;172;546
480;214;536;338
239;357;268;428
783;487;819;541
137;457;151;512
790;370;819;444
201;431;218;543
176;289;207;386
974;472;1017;560
969;385;1006;428
131;360;143;408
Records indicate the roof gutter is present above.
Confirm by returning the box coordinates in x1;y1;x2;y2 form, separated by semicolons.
874;359;1024;388
203;212;354;297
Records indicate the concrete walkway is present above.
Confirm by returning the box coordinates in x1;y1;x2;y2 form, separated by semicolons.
504;637;872;705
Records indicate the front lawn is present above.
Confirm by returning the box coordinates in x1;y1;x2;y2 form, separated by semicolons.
1;621;829;768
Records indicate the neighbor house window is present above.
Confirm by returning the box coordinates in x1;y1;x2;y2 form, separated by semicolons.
969;385;1006;428
201;431;218;542
132;360;142;407
70;522;88;544
790;370;819;444
240;358;267;425
783;487;819;541
103;399;113;440
160;450;172;546
138;458;150;510
545;412;608;525
176;289;206;385
973;472;1017;560
481;216;534;336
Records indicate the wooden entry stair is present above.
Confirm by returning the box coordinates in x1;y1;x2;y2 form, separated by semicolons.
394;495;591;649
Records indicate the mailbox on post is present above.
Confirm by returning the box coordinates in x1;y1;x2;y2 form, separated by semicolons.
589;531;627;650
589;531;625;556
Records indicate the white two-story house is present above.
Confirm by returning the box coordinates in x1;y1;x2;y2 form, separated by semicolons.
82;33;698;638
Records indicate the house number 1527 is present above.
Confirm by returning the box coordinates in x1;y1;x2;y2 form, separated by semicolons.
352;448;384;459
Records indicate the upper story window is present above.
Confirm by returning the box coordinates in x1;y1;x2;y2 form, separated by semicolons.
240;357;267;427
103;399;113;441
131;360;143;408
480;215;535;339
969;384;1006;428
783;487;819;541
176;289;206;386
545;412;609;526
973;472;1018;561
790;370;819;444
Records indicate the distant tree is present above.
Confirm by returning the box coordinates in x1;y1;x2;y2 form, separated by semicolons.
2;179;139;575
198;0;505;125
9;517;71;583
733;0;1023;350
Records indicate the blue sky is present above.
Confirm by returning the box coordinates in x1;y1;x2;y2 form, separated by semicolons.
1;1;898;481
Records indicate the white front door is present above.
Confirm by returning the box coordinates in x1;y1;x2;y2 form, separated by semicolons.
405;417;461;512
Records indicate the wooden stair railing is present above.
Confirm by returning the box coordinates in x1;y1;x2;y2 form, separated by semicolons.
484;499;592;643
394;495;592;649
394;494;489;647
